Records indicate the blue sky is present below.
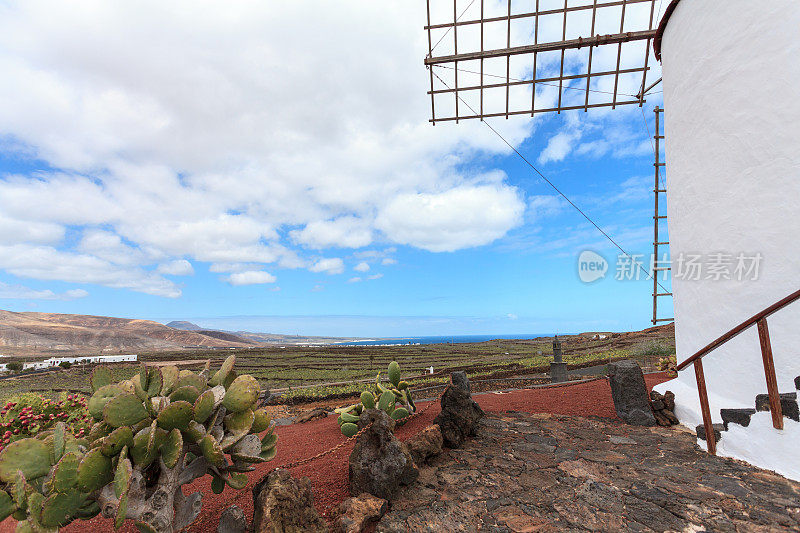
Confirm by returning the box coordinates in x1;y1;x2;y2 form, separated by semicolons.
0;1;671;337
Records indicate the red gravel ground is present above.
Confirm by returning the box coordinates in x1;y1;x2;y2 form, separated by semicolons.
0;373;672;532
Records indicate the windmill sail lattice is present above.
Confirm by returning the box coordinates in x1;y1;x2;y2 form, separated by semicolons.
425;0;659;123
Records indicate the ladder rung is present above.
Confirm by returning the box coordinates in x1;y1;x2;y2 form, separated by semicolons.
654;162;666;166
653;267;671;271
654;135;664;139
655;292;673;297
653;318;674;322
655;189;667;193
654;216;667;219
654;241;669;245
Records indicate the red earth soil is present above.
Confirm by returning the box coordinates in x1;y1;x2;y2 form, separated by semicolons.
0;373;672;532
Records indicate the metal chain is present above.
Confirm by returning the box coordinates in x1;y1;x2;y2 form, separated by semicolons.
275;383;451;472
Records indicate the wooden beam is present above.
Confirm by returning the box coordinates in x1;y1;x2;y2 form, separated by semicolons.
424;0;654;31
425;30;657;65
694;359;716;455
757;318;784;430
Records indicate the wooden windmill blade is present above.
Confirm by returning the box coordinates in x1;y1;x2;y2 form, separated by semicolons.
424;0;659;123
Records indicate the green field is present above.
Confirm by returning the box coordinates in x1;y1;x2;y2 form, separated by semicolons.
0;328;675;403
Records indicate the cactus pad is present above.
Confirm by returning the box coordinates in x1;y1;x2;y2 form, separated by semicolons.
338;412;359;425
198;436;225;466
184;420;206;443
91;366;113;393
224;409;254;435
377;390;395;411
102;393;149;428
169;385;200;404
160;365;179;396
210;355;236;386
340;423;358;438
52;423;66;464
100;427;133;457
145;367;163;397
251;408;271;433
115;492;128;529
175;373;206;393
230;434;261;459
113;454;132;499
360;391;376;409
192;390;215;424
50;452;79;493
391;408;410;420
225;472;248;489
76;449;112;493
74;500;100;520
259;446;277;462
130;425;166;468
135;520;158;533
210;474;225;495
388;361;401;386
156;401;194;431
0;439;52;483
0;489;13;522
39;490;87;528
88;384;125;421
161;429;183;469
222;375;259;413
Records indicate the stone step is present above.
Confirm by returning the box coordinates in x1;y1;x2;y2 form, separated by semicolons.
695;423;724;442
754;392;799;422
720;408;756;430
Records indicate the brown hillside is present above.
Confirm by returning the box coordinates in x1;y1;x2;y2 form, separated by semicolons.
0;310;257;356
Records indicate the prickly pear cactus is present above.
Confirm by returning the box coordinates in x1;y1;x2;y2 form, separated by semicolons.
0;356;277;533
336;361;415;437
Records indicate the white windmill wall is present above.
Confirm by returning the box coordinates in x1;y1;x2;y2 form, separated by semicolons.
653;0;800;480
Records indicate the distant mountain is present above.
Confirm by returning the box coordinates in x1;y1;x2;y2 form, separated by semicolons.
166;320;204;331
0;310;257;356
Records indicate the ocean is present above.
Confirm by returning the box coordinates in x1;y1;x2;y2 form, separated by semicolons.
333;334;556;346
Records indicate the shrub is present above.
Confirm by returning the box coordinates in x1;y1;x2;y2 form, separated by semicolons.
5;362;23;373
0;393;91;452
335;361;416;437
59;361;72;369
0;356;277;532
658;355;678;376
632;341;674;359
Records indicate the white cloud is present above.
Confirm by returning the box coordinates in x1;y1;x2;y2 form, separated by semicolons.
0;214;64;245
291;217;373;249
225;270;276;286
0;1;660;296
157;259;194;276
348;277;362;283
367;273;383;280
0;243;180;297
0;0;540;297
375;184;525;252
353;262;370;273
506;313;518;320
0;282;88;300
209;263;258;273
309;258;344;275
528;195;567;222
381;258;397;266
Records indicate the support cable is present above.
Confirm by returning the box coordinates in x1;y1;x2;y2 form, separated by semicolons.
431;69;670;293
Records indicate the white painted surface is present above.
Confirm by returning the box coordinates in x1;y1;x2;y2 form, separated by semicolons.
654;0;800;479
0;354;138;371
